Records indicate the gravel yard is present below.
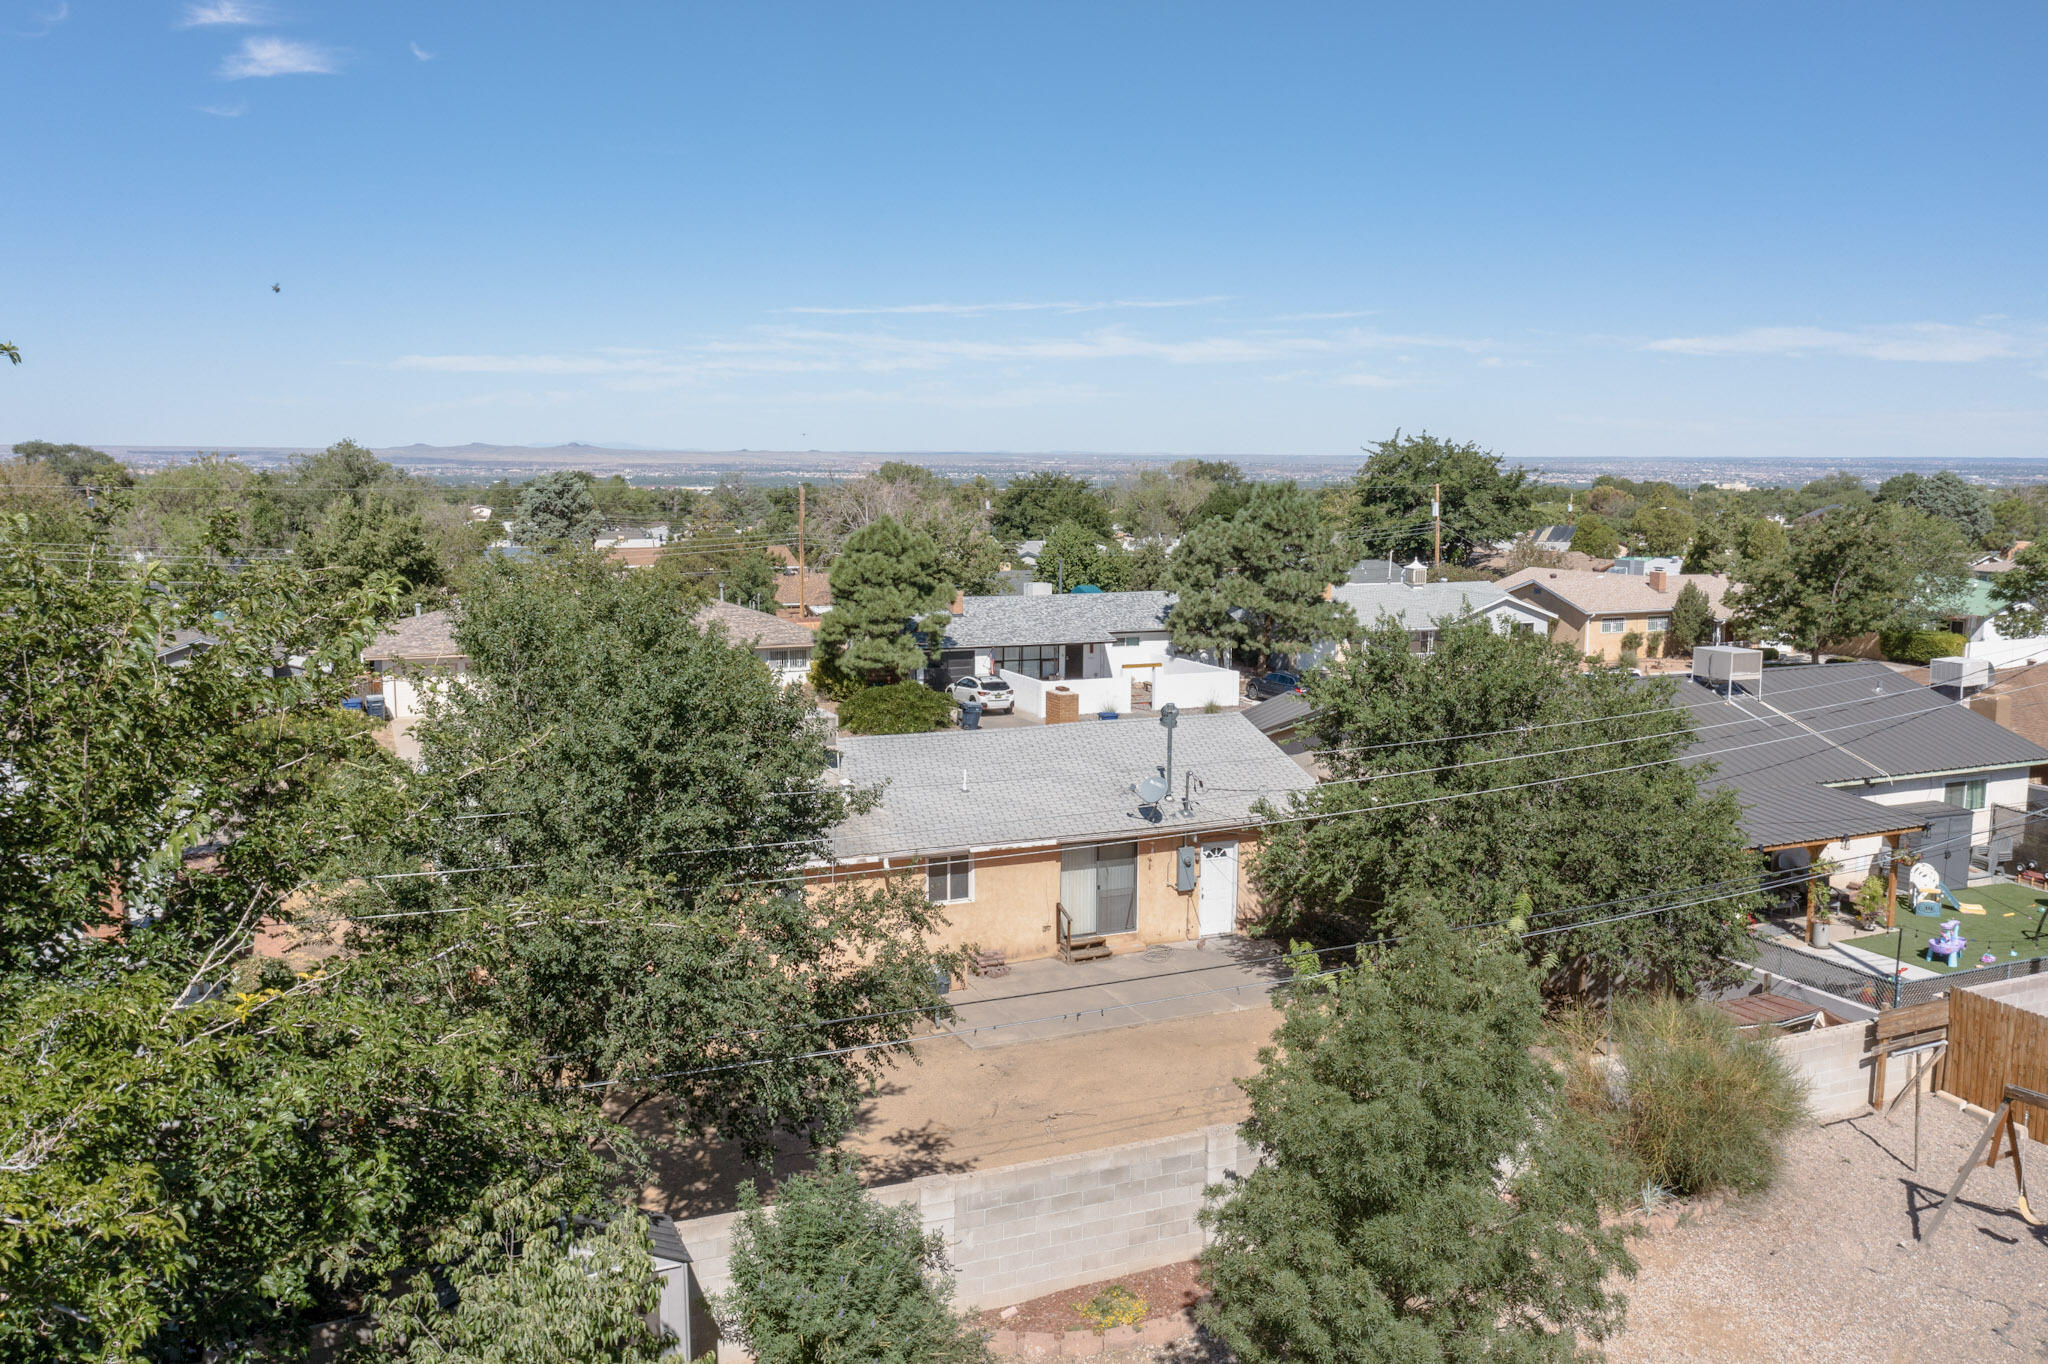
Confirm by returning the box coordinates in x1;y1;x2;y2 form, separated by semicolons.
1607;1096;2048;1363
990;1098;2048;1361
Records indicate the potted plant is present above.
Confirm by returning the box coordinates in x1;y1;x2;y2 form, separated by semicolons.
1810;902;1836;948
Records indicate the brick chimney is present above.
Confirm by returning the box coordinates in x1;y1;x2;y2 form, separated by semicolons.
1647;568;1669;592
951;590;965;614
1972;693;2014;728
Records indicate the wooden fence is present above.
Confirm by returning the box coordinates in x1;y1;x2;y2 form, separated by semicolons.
1945;976;2048;1134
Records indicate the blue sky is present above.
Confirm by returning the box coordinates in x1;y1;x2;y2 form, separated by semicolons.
3;2;2045;462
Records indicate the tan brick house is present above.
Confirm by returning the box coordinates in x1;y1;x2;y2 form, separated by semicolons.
1498;566;1731;663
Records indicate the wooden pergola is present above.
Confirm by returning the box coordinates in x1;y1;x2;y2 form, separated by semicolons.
1758;819;1934;946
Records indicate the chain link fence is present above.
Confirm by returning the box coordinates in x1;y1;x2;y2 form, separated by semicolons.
1747;936;1894;1011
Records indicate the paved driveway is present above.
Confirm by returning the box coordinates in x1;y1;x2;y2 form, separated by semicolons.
938;935;1290;1050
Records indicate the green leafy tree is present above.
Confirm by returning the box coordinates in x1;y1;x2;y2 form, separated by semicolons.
1876;469;1992;544
1993;541;2048;638
1;341;18;364
1728;504;1971;659
13;440;133;489
1198;913;1634;1364
1125;536;1172;590
368;1177;670;1362
1989;495;2043;549
1166;483;1353;663
1735;517;1788;564
1666;579;1715;653
1034;519;1131;591
0;538;613;1361
718;1161;992;1364
303;492;444;594
1343;431;1534;563
388;553;960;1157
1630;504;1697;557
1253;617;1757;995
990;472;1113;541
512;470;604;546
0;458;96;546
1568;513;1620;558
820;515;954;683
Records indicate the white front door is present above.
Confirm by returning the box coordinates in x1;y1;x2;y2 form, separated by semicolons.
1197;840;1238;937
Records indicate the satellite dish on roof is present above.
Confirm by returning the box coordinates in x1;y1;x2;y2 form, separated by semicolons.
1136;774;1169;806
1910;862;1943;894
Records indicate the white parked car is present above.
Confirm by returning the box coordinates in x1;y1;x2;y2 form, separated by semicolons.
948;675;1014;713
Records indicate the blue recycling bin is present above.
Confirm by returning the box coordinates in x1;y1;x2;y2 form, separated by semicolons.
960;699;982;729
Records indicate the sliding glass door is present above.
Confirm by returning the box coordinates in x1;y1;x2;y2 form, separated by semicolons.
1059;843;1138;936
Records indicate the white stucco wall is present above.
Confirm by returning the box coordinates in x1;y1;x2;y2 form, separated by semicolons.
1963;614;2048;669
1855;767;2032;843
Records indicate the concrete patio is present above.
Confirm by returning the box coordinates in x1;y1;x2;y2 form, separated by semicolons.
937;934;1290;1050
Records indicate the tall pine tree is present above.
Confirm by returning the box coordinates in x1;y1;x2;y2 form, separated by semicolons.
1165;482;1352;664
820;514;955;682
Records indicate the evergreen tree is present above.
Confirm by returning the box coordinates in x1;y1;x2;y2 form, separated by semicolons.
718;1161;991;1364
1165;483;1353;663
1199;914;1634;1364
1876;469;1992;544
512;470;603;546
1665;579;1715;653
819;515;954;682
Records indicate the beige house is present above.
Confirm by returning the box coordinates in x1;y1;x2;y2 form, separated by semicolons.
816;712;1316;964
693;600;816;685
1498;566;1731;663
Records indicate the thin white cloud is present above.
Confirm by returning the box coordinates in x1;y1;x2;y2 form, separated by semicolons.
1644;322;2047;364
390;321;1496;390
1273;309;1379;322
16;2;66;37
198;101;247;117
778;296;1231;317
181;1;266;26
220;35;336;78
1332;371;1412;389
409;40;433;61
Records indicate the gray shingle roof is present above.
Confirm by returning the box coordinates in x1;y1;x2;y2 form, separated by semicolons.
940;591;1175;649
1676;661;2048;847
1245;693;1314;736
829;711;1313;860
1331;580;1521;633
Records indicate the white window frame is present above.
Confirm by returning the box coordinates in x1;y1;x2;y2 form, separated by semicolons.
926;852;974;905
1646;616;1669;633
1944;779;1988;812
1600;619;1627;635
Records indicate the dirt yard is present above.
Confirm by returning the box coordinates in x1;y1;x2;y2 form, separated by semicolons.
633;1003;1278;1217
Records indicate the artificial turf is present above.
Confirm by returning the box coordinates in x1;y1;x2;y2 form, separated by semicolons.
1842;879;2048;973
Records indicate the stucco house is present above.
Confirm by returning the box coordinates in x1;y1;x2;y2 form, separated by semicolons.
1938;577;2048;670
817;711;1315;963
1326;561;1556;655
1498;565;1731;663
930;590;1238;715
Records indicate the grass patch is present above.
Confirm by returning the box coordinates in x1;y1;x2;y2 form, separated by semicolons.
1842;880;2048;973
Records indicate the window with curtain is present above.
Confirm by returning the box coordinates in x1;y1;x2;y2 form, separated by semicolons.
1944;779;1987;811
1059;843;1138;936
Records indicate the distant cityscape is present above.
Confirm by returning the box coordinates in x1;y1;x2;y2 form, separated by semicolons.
54;440;2048;490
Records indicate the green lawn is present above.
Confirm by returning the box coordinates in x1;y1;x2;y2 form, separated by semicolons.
1842;880;2048;973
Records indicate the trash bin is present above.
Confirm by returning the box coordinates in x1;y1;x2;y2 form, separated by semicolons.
960;699;981;729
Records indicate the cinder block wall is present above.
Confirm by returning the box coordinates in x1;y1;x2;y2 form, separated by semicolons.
1770;1021;1929;1119
676;1122;1258;1360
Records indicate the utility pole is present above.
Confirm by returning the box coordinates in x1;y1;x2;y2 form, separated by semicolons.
1431;482;1442;569
796;483;806;621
